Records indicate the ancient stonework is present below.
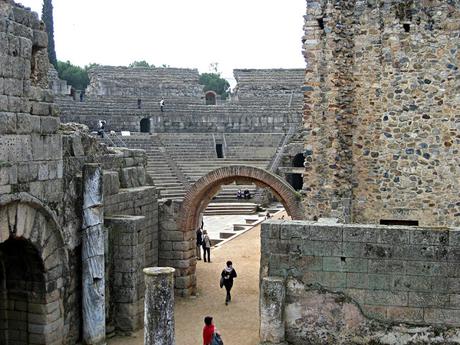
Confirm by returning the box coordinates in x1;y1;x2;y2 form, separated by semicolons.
261;220;460;344
302;0;460;227
0;2;160;342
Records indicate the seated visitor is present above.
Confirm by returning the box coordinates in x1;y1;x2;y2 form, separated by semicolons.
236;189;242;199
243;189;251;199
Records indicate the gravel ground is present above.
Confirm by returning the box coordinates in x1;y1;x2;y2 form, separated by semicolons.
108;211;286;345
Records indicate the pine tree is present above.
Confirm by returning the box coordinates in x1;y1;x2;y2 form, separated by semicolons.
42;0;57;68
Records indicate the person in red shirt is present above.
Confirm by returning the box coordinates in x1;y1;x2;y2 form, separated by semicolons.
203;316;218;345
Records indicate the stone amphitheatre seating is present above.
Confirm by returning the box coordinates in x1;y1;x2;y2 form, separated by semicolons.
58;96;299;133
121;132;286;204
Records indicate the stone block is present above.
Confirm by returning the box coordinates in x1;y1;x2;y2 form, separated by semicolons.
343;225;378;243
449;230;460;246
365;290;408;306
391;275;431;292
346;273;368;289
3;77;23;96
424;308;460;326
301;240;342;256
406;261;448;276
103;170;120;196
32;29;47;48
368;259;405;274
40;116;59;134
368;274;391;290
306;224;343;241
410;229;449;245
378;228;411;244
387;306;424;323
408;292;450;308
323;257;368;273
0;112;17;134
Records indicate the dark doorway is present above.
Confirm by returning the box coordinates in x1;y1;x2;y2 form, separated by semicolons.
380;219;419;226
286;173;303;191
140;118;150;133
292;153;305;167
216;144;224;158
0;238;46;344
205;91;217;105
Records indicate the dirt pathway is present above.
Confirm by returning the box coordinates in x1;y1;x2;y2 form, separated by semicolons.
109;213;285;345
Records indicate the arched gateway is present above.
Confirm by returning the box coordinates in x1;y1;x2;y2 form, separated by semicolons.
0;193;68;344
174;165;304;295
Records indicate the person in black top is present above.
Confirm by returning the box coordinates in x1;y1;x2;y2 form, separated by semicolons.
221;260;237;305
196;226;203;260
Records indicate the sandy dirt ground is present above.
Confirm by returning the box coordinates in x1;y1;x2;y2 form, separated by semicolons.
108;213;287;345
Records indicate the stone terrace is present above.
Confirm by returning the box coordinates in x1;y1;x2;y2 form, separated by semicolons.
122;132;286;200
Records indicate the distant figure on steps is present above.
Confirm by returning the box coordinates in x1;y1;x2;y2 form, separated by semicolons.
159;97;165;112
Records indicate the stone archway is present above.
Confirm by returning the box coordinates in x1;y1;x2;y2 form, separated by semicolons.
171;165;304;295
0;194;68;344
205;91;217;105
140;117;151;133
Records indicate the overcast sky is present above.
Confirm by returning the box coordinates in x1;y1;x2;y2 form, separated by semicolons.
18;0;305;85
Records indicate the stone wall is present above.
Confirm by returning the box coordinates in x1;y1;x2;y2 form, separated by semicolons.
260;220;460;344
302;0;460;227
0;2;68;343
60;105;300;133
233;69;305;106
85;66;203;98
61;128;159;334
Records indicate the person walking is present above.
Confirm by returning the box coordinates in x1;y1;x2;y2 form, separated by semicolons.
196;226;203;260
159;97;165;112
202;230;211;263
221;260;237;305
203;316;221;345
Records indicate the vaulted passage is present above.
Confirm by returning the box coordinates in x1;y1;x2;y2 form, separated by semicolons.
0;238;46;344
0;199;68;345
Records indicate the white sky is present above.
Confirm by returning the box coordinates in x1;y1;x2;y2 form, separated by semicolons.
17;0;306;86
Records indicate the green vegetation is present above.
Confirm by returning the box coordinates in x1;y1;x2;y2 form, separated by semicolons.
42;0;57;68
199;63;230;100
129;60;153;68
128;61;170;68
56;61;91;90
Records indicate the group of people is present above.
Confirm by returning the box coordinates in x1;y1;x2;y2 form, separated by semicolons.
197;225;238;302
197;222;238;345
202;260;237;345
236;189;251;199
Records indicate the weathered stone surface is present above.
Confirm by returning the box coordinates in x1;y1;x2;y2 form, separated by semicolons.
262;221;460;344
144;267;175;345
302;0;460;228
82;164;105;345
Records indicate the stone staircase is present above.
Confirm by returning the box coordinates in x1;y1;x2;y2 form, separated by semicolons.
122;135;187;199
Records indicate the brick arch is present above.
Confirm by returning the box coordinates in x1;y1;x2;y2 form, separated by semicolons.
180;165;304;232
0;193;68;344
173;165;304;295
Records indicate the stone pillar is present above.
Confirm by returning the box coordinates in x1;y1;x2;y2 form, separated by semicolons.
144;267;176;345
82;164;106;345
260;277;286;345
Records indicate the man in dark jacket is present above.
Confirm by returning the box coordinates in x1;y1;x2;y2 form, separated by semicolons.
196;227;203;260
221;260;237;305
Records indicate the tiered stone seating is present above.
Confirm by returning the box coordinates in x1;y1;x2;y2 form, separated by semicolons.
122;134;188;199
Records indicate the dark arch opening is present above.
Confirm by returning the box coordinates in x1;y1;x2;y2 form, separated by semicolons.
286;173;303;191
140;118;151;133
205;91;217;105
0;238;46;344
292;153;305;167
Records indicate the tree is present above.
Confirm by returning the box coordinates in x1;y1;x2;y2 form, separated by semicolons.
129;60;154;68
42;0;57;68
199;71;230;100
56;60;89;90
